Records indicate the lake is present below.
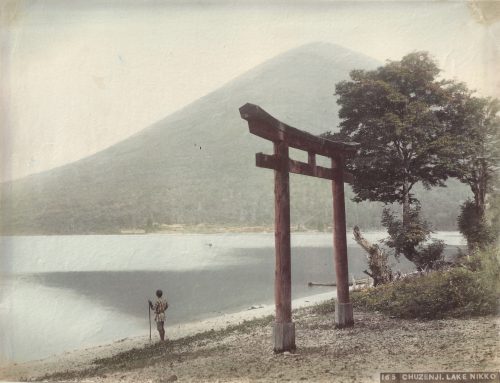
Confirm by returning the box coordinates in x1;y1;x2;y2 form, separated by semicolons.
0;232;465;363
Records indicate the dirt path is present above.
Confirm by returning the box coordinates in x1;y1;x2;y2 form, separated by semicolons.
5;306;498;383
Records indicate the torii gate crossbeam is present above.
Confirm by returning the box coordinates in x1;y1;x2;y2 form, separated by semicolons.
239;103;358;352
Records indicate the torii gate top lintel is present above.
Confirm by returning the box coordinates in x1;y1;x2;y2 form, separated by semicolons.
239;103;359;159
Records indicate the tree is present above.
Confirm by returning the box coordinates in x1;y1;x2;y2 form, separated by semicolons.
330;52;458;265
455;94;500;252
353;226;393;285
487;190;500;245
449;95;499;214
457;200;494;253
448;95;500;251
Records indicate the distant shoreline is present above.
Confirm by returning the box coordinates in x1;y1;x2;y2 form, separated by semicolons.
1;224;461;236
0;225;336;236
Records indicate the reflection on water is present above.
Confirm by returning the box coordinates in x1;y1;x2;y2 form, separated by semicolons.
27;246;418;324
0;277;144;363
29;248;332;323
1;233;462;363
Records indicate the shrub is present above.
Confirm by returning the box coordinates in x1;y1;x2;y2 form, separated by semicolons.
458;200;495;253
382;206;445;270
352;247;499;319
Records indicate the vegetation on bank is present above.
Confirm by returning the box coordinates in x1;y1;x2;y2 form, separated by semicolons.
310;247;499;320
348;247;499;319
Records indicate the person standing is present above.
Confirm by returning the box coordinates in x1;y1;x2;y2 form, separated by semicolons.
149;289;168;341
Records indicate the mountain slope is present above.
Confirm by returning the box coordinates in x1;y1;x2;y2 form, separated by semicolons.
0;43;469;234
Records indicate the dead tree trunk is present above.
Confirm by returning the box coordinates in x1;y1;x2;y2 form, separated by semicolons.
353;226;392;286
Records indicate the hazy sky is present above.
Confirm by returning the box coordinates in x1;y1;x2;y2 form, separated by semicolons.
1;0;499;181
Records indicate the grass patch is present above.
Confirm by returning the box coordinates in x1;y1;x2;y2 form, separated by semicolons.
311;299;336;315
352;247;499;319
36;314;274;381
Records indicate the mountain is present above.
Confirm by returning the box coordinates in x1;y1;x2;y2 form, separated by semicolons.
0;42;470;234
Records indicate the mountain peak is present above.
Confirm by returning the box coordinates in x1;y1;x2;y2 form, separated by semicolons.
276;41;379;65
289;41;357;54
2;44;382;234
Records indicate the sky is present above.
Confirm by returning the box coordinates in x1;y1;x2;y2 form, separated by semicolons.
1;0;499;182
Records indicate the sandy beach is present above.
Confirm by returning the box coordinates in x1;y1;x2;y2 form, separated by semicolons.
1;291;498;383
0;292;334;381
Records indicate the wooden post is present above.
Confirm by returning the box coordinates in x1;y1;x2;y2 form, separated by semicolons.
272;141;295;352
332;156;353;328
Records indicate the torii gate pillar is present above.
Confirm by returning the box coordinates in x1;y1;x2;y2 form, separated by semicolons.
332;156;354;327
272;141;295;352
240;103;357;352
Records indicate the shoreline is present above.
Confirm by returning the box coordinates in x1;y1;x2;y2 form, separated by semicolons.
2;304;498;382
0;291;336;381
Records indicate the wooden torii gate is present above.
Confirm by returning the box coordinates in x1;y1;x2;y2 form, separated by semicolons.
239;103;359;352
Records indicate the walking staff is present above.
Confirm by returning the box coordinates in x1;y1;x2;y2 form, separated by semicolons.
148;300;152;341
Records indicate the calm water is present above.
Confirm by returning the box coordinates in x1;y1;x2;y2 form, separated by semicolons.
0;232;464;362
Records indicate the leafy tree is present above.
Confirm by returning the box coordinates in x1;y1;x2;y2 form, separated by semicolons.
330;52;459;265
487;190;500;244
448;95;500;251
454;97;499;215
